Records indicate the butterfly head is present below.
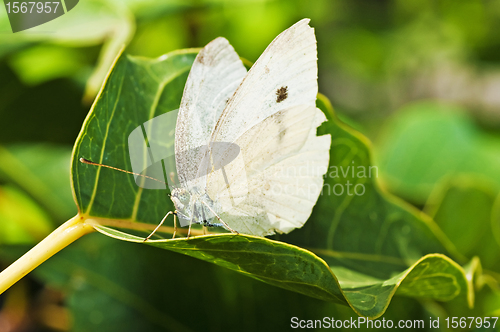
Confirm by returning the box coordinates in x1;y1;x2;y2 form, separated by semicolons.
170;187;190;211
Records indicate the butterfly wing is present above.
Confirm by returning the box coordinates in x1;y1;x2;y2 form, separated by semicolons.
203;19;331;235
210;18;318;144
175;37;247;189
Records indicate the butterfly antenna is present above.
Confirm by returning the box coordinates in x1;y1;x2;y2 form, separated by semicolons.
79;158;168;186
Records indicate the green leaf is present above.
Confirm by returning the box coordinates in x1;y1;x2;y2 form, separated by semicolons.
71;49;476;318
426;182;500;320
94;226;346;304
102;225;478;319
374;102;500;203
0;235;353;332
72;49;198;220
0;144;77;221
4;236;470;331
425;176;500;272
0;0;134;97
8;45;87;86
0;185;52;244
419;179;500;323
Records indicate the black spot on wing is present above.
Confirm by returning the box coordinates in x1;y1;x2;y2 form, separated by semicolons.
276;86;288;103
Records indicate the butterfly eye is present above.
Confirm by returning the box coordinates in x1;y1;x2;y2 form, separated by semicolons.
180;193;189;203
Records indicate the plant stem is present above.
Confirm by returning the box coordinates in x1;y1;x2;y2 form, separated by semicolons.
0;215;95;295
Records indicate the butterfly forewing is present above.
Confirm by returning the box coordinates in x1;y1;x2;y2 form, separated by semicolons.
210;18;318;144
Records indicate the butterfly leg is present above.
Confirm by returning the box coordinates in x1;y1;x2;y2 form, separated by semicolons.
201;200;239;234
187;218;193;238
143;210;175;242
172;212;177;239
200;206;209;235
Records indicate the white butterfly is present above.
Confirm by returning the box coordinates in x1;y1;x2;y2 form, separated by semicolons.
165;18;331;237
82;19;331;238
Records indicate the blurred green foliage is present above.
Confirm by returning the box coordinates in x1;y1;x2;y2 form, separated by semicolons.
1;0;500;330
376;102;500;203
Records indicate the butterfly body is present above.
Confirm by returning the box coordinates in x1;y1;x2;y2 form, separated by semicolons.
170;187;223;228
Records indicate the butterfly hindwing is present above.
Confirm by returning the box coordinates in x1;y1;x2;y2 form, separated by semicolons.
210;105;330;235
